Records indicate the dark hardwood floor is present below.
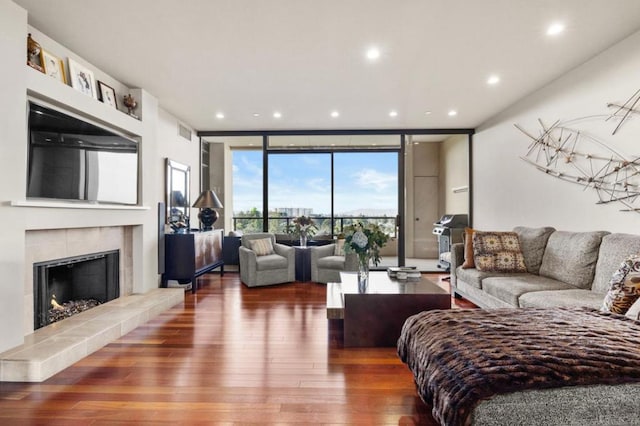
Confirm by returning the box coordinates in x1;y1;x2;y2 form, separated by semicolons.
0;273;475;425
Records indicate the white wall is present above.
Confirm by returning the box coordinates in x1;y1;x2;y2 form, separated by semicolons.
440;134;469;216
0;0;201;353
0;0;28;352
157;107;201;223
474;29;640;233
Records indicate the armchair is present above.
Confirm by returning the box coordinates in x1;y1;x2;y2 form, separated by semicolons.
239;233;295;287
310;243;358;283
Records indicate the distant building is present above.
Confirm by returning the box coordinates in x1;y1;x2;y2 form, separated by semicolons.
274;207;313;217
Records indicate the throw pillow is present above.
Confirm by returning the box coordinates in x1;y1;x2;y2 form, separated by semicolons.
626;297;640;321
473;231;527;273
462;227;475;269
602;254;640;315
334;239;346;256
249;238;274;256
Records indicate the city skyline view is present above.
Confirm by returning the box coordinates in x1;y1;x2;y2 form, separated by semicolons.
232;150;398;216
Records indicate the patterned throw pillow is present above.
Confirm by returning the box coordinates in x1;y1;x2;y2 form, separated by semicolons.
602;255;640;315
249;238;274;256
473;231;527;273
334;239;346;256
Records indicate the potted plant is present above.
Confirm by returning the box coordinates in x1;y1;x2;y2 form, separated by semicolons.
288;215;317;247
343;222;389;287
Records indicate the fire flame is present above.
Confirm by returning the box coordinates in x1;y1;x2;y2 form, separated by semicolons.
51;294;64;311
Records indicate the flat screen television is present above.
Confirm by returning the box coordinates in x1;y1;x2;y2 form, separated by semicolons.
27;102;139;205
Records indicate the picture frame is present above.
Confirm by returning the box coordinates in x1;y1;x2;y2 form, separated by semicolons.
67;58;97;99
40;49;66;84
97;81;117;109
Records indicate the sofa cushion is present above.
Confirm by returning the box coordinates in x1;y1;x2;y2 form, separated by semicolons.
318;255;345;271
539;231;608;289
256;254;288;271
250;238;275;256
601;254;640;315
513;226;555;274
518;289;605;309
455;267;530;290
592;233;640;294
473;231;527;273
482;275;576;307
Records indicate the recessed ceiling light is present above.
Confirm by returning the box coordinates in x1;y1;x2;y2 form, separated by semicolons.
487;75;500;85
448;110;458;117
366;47;380;61
253;113;260;117
546;22;565;36
389;110;398;117
330;111;340;118
215;112;224;119
273;111;282;118
424;111;432;115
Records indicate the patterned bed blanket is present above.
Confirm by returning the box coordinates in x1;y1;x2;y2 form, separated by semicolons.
397;307;640;426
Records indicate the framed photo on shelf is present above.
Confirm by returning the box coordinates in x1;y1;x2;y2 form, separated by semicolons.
67;58;96;99
97;81;117;108
40;50;66;84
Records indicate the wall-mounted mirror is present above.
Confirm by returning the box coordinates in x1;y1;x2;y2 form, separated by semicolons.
166;159;190;225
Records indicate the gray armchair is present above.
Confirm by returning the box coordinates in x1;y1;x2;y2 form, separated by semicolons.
310;243;358;283
239;233;295;287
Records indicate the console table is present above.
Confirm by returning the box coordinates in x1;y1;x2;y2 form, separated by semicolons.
162;229;224;293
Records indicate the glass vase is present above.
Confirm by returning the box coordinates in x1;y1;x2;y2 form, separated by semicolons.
357;254;370;292
299;233;308;247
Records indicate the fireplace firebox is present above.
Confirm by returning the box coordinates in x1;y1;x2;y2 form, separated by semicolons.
33;250;120;329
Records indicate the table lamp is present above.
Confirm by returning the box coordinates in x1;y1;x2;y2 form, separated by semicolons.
192;190;223;231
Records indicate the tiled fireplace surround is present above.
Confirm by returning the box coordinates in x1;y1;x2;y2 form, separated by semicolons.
24;226;135;334
0;226;183;382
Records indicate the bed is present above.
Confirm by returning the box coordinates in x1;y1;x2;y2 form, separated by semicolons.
397;307;640;426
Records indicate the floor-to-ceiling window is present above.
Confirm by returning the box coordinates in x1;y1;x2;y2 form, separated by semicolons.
267;152;331;234
333;151;398;235
231;146;263;233
202;130;472;271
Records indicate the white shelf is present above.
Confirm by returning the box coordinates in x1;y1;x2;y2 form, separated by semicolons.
26;67;143;137
11;200;150;210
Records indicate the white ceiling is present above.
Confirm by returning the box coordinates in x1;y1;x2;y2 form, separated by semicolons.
14;0;640;132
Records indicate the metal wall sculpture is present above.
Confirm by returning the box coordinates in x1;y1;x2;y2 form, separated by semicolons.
516;89;640;213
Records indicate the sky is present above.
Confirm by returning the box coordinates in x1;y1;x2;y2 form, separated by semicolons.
232;150;398;216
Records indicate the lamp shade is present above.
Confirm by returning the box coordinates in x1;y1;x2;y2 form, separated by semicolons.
192;190;223;209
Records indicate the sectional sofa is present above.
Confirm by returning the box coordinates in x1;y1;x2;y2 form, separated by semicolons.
450;226;640;318
400;226;640;425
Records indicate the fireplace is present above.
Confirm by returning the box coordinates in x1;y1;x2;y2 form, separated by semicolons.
33;250;120;329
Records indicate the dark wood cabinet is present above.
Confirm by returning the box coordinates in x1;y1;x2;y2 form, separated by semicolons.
162;230;224;293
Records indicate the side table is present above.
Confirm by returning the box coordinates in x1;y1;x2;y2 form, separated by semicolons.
294;246;311;282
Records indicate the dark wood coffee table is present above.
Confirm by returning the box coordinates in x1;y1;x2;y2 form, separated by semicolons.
327;271;450;347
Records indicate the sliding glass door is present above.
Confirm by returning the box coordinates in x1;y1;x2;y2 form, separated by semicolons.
263;148;399;266
334;151;399;268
